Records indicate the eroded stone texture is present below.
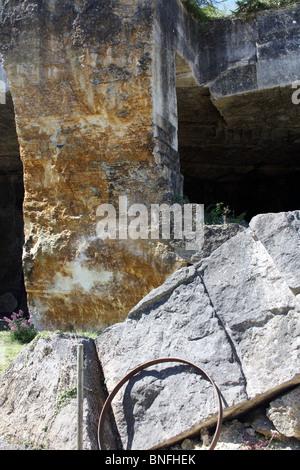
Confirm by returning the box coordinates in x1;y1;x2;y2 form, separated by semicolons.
0;0;299;330
176;7;300;219
0;0;185;330
0;333;118;450
267;386;300;439
95;211;300;450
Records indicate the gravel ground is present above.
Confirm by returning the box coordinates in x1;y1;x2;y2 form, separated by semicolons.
172;420;300;451
1;419;300;451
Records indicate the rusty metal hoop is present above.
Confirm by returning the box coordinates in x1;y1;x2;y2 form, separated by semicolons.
98;357;223;451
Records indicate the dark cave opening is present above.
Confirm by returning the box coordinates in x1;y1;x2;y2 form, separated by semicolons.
0;76;27;319
177;84;300;223
183;168;300;223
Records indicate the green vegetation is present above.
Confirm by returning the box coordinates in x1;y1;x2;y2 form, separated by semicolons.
0;331;26;374
184;0;225;21
55;387;77;414
3;310;37;344
234;0;300;19
60;329;100;339
172;193;190;204
184;0;300;22
0;326;101;375
204;202;247;225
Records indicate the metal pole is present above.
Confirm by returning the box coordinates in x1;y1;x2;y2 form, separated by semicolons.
77;343;84;450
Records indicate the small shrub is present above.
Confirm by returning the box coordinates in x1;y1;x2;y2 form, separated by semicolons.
204;202;247;225
55;387;77;414
3;310;37;344
184;0;225;21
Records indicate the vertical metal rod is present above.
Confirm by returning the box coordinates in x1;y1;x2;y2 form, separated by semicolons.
77;343;84;450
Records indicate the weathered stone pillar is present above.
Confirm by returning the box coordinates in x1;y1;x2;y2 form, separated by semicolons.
0;0;184;330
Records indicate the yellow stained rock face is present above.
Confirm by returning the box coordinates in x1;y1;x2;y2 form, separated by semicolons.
0;0;182;330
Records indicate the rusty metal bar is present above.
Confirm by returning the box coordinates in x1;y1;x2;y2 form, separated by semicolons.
98;357;223;451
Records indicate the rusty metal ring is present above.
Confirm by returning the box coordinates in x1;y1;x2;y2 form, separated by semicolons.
98;357;223;451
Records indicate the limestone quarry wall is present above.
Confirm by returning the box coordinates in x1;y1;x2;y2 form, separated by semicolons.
155;1;300;218
0;0;181;330
0;0;299;330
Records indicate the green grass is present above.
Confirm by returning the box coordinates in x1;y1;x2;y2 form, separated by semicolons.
0;331;27;374
0;328;101;375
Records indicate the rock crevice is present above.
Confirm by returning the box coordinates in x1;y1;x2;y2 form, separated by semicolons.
95;210;300;449
0;212;299;450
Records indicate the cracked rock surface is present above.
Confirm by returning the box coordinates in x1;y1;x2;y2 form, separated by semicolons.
0;333;118;450
0;211;299;450
95;211;300;450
